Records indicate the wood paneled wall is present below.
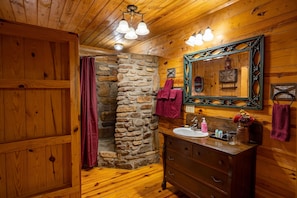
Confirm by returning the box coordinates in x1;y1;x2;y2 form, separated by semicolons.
129;0;297;197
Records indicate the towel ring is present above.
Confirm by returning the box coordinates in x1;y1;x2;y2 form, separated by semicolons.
272;91;295;106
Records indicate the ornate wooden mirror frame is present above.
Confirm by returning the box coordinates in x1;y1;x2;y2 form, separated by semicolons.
183;35;264;109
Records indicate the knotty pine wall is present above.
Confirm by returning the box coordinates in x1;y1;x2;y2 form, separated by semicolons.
129;0;297;197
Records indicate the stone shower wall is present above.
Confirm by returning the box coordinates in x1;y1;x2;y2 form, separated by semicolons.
95;56;118;152
98;53;160;169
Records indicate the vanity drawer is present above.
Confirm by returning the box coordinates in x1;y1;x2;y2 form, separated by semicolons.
166;136;192;157
193;144;231;173
166;149;230;192
166;165;228;198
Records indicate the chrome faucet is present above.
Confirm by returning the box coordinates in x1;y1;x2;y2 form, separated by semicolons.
191;116;199;130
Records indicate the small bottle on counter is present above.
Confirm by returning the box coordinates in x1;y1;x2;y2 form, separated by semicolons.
201;117;208;133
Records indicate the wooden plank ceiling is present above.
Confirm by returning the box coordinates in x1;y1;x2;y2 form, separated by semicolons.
0;0;238;53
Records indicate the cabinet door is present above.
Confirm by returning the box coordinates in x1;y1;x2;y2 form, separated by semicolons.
0;21;80;197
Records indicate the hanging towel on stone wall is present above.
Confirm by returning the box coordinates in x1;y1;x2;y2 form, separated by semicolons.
270;104;290;141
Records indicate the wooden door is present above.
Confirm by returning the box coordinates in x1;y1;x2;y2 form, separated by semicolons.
0;21;81;197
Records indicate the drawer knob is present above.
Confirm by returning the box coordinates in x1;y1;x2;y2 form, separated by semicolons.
218;160;223;165
18;84;25;88
210;195;215;198
211;176;222;183
168;170;175;176
168;156;175;161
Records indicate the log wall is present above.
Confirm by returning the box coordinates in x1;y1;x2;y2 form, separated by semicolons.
129;0;297;197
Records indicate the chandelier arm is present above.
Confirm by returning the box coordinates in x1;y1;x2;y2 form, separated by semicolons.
122;11;142;17
129;14;134;24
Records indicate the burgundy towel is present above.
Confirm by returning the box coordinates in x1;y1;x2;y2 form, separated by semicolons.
169;89;177;99
160;79;173;99
163;89;183;119
155;79;182;118
156;89;163;99
270;104;290;141
155;90;165;116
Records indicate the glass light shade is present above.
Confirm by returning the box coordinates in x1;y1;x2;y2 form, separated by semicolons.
135;21;150;35
116;19;130;34
195;39;203;46
114;43;124;51
203;27;214;41
195;33;204;45
185;39;195;47
124;27;138;40
189;35;196;43
185;34;196;46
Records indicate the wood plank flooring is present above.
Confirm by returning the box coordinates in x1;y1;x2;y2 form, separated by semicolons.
81;163;189;198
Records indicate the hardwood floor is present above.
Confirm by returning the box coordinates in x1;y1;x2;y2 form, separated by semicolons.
81;163;189;198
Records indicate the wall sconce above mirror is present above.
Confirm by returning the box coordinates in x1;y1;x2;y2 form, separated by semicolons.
183;35;264;109
185;27;214;46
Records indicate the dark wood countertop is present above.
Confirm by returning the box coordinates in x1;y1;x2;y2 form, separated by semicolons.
159;128;258;156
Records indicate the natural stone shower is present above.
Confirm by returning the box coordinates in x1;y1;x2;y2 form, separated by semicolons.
97;53;160;169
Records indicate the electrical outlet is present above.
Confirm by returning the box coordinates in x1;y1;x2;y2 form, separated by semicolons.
185;105;195;113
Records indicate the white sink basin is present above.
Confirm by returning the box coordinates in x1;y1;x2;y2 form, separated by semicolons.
173;127;208;138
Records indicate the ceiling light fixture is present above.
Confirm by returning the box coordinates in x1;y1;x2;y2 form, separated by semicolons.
114;43;124;51
185;27;214;46
116;5;149;40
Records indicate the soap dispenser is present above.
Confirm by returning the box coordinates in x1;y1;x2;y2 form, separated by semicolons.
201;117;208;133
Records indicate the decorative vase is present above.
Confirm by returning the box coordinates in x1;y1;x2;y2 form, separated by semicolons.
236;122;250;144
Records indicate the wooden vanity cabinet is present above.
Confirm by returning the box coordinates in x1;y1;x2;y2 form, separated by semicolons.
161;133;257;198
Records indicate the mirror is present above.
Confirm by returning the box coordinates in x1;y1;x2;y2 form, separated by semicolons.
183;35;264;109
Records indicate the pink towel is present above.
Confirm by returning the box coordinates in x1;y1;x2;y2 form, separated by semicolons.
270;104;290;141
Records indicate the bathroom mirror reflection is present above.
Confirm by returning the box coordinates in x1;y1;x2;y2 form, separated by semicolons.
192;52;249;97
183;35;264;109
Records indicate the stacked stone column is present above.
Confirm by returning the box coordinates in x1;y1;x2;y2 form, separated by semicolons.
99;53;160;169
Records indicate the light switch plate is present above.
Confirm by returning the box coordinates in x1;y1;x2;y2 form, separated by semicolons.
185;105;195;113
